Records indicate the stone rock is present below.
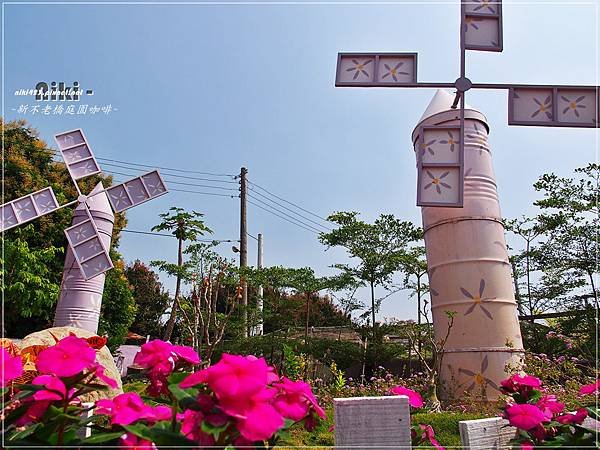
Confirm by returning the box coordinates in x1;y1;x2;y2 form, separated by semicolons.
19;326;123;402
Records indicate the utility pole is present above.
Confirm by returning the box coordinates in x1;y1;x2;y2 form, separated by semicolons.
256;233;264;335
239;167;248;337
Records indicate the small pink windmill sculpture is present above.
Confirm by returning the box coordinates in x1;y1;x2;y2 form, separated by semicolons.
335;0;598;399
1;129;168;333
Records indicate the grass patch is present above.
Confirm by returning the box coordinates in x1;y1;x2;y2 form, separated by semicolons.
412;412;488;448
277;408;489;448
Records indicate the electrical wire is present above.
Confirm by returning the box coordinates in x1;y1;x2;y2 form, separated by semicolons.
248;194;327;234
99;162;238;184
118;228;237;242
247;199;321;234
248;190;332;231
248;179;331;224
35;147;332;235
104;170;238;191
43;148;235;179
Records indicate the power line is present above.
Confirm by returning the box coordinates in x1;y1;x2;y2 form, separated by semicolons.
105;170;238;191
248;179;331;224
109;175;238;199
98;157;235;178
100;161;238;184
248;195;326;234
247;199;321;235
169;188;238;198
44;148;235;179
118;228;237;242
248;190;332;231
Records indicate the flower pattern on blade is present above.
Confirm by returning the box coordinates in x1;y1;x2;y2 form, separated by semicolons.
390;386;424;408
1;347;23;387
461;279;495;320
35;335;96;377
458;355;499;393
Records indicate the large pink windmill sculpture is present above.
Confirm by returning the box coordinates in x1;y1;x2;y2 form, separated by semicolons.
1;129;168;333
335;0;598;399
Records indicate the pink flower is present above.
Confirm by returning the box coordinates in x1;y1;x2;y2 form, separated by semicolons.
556;408;588;425
579;379;600;396
171;345;201;366
500;374;542;395
36;335;96;377
234;392;285;442
536;395;565;419
390;386;424;408
119;432;156;450
273;377;326;421
134;340;200;376
96;392;165;426
134;340;177;375
520;441;534;450
505;403;548;430
92;363;118;389
1;348;23;387
181;353;270;399
418;424;445;450
15;400;52;426
180;410;217;446
32;374;75;402
146;404;172;423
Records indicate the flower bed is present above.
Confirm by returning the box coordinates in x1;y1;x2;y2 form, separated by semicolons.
1;336;324;448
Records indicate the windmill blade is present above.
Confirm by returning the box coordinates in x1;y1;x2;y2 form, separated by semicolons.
104;170;168;213
54;129;102;184
63;203;113;280
508;85;599;128
0;187;63;232
463;0;503;52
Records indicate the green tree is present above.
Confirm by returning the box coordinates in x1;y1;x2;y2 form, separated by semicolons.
398;239;429;352
179;242;242;360
151;207;212;341
125;260;170;339
319;212;420;336
278;267;341;341
1;227;63;335
533;163;598;308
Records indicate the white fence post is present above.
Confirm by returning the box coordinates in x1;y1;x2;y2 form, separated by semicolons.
459;417;515;450
334;396;412;449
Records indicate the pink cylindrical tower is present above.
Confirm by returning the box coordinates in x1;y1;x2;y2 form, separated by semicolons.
54;182;114;333
411;90;524;399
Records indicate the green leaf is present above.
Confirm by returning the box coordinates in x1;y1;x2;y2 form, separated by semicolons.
149;428;197;446
586;406;599;421
122;423;154;441
167;383;197;405
81;431;126;444
7;423;43;441
167;371;190;385
200;420;229;440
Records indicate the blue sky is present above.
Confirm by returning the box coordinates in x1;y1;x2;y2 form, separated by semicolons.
2;1;598;321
